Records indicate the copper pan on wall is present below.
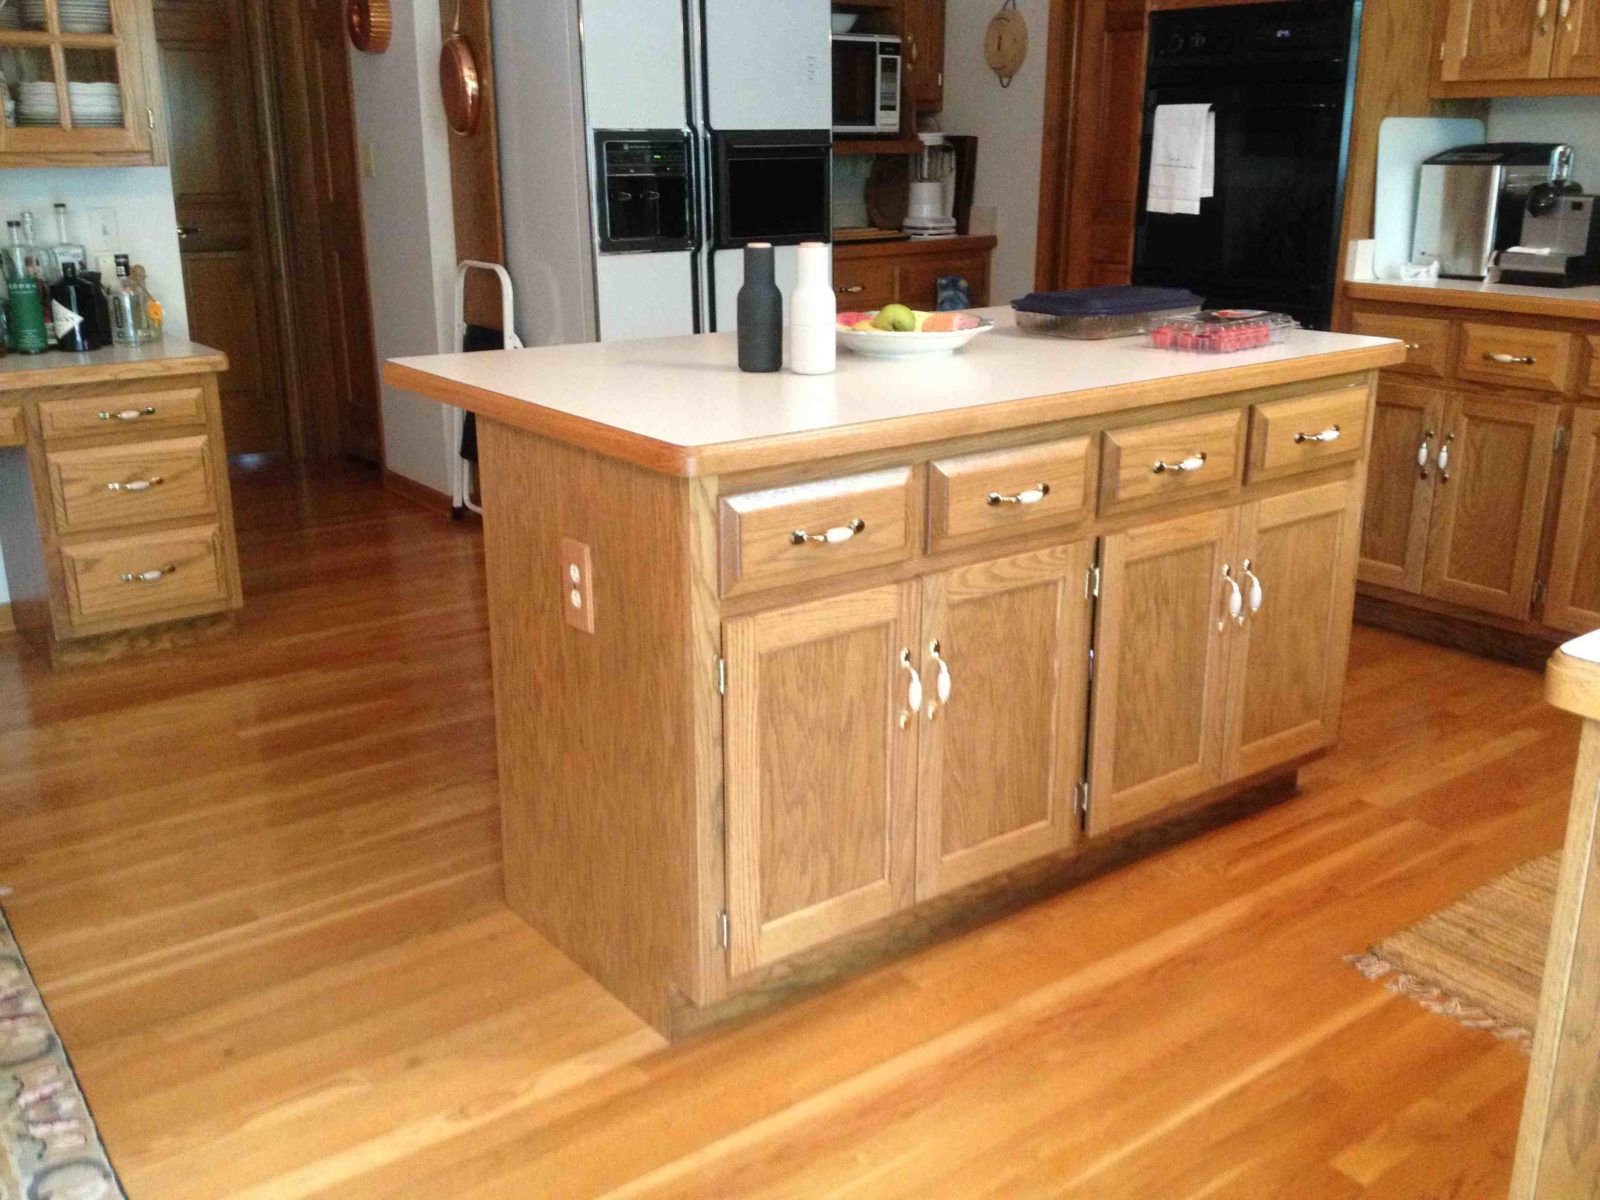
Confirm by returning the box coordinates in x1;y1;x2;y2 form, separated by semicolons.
440;0;481;136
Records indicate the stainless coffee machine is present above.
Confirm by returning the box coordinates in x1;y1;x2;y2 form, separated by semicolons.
1499;194;1600;288
1412;143;1576;279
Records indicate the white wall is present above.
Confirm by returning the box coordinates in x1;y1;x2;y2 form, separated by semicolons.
937;0;1049;304
0;166;188;607
348;0;458;497
1486;96;1600;184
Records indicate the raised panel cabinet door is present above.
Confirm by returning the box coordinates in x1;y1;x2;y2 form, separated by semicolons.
901;0;945;106
1554;0;1600;77
1423;393;1559;619
1440;0;1558;80
914;541;1095;900
1225;480;1362;781
1545;408;1600;633
723;583;920;974
1087;507;1237;836
1358;379;1444;593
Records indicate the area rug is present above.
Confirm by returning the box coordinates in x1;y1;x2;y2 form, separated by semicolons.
1347;853;1561;1051
1;906;126;1200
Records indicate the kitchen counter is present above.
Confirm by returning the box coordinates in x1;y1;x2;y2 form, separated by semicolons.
1346;277;1600;322
386;307;1400;476
0;340;229;392
387;316;1401;1036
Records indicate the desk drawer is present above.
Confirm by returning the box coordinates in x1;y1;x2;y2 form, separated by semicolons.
1456;323;1575;393
1584;336;1600;398
833;262;896;311
1247;387;1368;483
38;385;208;441
46;434;218;534
0;405;22;447
1347;310;1452;378
61;523;228;627
1100;409;1243;515
720;467;915;597
929;436;1095;552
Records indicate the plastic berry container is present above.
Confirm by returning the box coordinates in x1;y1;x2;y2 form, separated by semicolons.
1149;309;1298;353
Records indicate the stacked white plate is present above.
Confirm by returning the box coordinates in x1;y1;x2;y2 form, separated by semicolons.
0;4;21;30
903;215;958;240
68;80;122;126
22;0;110;32
15;81;61;127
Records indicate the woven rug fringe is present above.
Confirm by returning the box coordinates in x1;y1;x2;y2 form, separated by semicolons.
1344;953;1534;1054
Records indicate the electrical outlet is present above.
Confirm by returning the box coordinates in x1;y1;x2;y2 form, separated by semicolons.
560;537;595;633
88;207;118;249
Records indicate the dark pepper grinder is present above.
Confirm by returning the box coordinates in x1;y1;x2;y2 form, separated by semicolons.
737;242;782;372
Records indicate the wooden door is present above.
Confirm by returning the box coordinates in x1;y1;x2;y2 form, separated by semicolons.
1358;378;1444;593
1545;408;1600;633
1423;393;1559;620
1088;507;1237;836
1226;481;1361;781
1441;0;1558;80
155;0;286;457
901;0;945;107
723;584;920;974
915;542;1094;900
1554;0;1600;77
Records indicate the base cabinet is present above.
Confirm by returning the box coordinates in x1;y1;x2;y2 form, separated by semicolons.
1358;379;1440;592
1546;407;1600;633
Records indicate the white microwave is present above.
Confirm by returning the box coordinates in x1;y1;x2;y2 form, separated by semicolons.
832;33;901;135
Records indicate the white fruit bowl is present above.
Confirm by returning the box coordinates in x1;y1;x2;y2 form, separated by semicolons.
836;319;994;360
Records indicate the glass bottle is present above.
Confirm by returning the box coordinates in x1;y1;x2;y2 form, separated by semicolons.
3;220;51;354
50;262;100;352
18;211;59;284
51;203;86;275
109;256;151;346
130;264;163;343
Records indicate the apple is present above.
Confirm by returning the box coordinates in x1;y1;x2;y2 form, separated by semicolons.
873;303;917;332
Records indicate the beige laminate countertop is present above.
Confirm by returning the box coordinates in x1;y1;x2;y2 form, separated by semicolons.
0;339;228;393
386;307;1403;477
1346;277;1600;322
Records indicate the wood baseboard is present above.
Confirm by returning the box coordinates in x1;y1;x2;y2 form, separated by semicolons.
47;612;236;667
0;601;13;635
382;467;456;516
670;766;1304;1040
1354;593;1562;671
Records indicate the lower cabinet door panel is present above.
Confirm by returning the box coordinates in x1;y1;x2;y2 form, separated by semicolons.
1088;507;1236;835
723;582;920;974
1358;378;1442;593
1227;480;1361;780
1545;407;1600;634
914;541;1095;900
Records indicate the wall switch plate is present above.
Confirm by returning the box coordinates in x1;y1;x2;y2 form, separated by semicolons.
88;207;118;249
560;537;595;633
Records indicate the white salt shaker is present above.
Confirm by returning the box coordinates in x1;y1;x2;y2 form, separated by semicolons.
788;241;836;376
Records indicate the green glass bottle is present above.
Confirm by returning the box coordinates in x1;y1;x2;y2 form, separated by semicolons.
3;220;50;355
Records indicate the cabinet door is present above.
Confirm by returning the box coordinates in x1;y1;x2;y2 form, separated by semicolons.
915;542;1094;900
1423;394;1558;619
1358;379;1444;593
1226;481;1362;781
901;0;945;107
1440;0;1557;81
1545;407;1600;633
1088;508;1237;835
723;584;920;974
1554;0;1600;77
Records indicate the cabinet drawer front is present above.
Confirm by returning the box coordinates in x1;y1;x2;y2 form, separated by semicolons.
60;523;228;626
833;262;896;311
929;437;1095;551
0;405;23;447
38;385;208;441
1584;336;1600;398
47;435;218;534
1456;323;1575;392
719;467;915;597
1347;310;1451;378
1100;409;1243;514
1247;387;1368;482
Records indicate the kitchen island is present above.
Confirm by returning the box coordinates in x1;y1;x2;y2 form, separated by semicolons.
386;310;1404;1035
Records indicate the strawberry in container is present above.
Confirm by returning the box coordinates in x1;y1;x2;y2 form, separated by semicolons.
1150;309;1298;353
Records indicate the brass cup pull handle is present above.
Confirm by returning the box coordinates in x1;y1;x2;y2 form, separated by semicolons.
1242;558;1264;615
121;564;176;584
898;648;924;729
1220;564;1244;630
105;476;164;493
1153;452;1207;475
98;406;157;422
1486;352;1536;365
791;518;865;546
837;284;865;294
1294;425;1341;445
987;482;1051;506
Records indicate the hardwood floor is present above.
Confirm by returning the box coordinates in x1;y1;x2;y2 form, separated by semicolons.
0;458;1577;1199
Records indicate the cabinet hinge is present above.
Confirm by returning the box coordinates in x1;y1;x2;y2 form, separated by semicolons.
1555;425;1569;453
1439;39;1446;62
1085;564;1101;599
1074;779;1090;831
146;105;155;131
1087;645;1095;686
719;910;730;949
1533;577;1546;605
716;656;726;696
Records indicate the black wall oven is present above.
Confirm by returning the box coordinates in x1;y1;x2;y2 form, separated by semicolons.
712;130;831;249
1131;0;1361;330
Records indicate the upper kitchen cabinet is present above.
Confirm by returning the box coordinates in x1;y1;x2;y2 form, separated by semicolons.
1436;0;1600;93
900;0;944;108
0;0;161;166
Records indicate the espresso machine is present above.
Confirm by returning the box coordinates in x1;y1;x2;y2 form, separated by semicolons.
1412;142;1576;279
1498;193;1600;288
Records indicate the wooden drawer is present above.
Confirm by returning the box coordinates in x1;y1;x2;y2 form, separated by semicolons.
37;384;208;441
0;405;22;447
928;436;1095;552
833;262;896;311
897;255;989;310
1246;387;1368;483
60;523;228;627
719;467;915;597
1347;310;1451;378
1100;409;1244;515
1584;336;1600;398
1456;323;1575;393
46;434;218;535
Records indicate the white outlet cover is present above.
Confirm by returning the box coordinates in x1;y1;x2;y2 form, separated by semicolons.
88;207;118;249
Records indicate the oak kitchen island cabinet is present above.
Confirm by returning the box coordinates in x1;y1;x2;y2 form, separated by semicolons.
386;311;1404;1036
